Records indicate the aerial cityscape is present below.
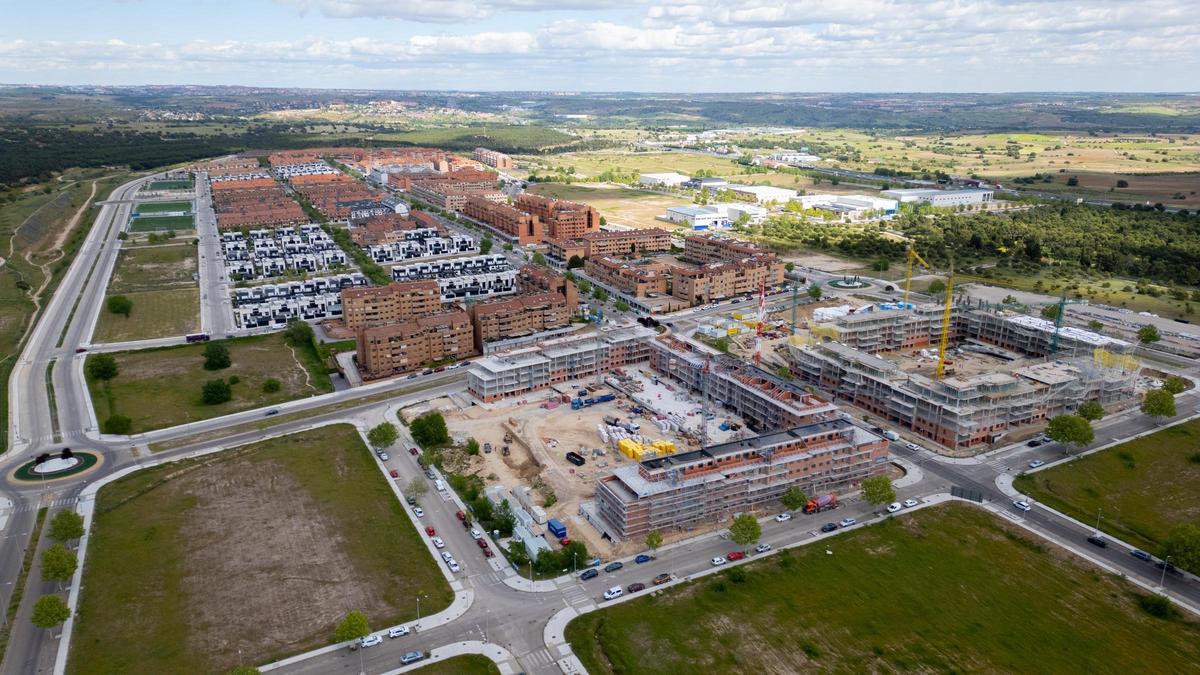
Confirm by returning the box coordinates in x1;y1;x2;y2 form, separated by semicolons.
1;1;1199;674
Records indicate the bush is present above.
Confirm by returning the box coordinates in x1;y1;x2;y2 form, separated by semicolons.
228;375;240;385
203;342;231;370
410;412;450;448
1137;594;1178;620
201;379;232;405
106;295;132;317
102;414;132;434
262;378;281;393
86;354;119;380
726;566;748;583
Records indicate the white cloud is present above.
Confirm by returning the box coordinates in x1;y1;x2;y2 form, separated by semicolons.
276;0;630;23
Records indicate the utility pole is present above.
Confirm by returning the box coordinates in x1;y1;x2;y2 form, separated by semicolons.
1159;556;1172;589
1095;507;1102;533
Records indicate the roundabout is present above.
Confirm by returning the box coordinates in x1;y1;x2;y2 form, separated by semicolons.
827;276;872;289
12;451;100;482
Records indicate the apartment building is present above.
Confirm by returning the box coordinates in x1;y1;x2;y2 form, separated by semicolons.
585;228;672;258
463;196;543;245
514;194;599;239
468;292;571;351
357;310;475;379
390;255;518;302
473;147;514;170
585;256;670;297
670;255;785;305
340;280;443;331
682;234;770;264
594;419;889;540
809;302;961;352
411;181;503;211
517;264;579;312
545;238;587;263
466;326;657;402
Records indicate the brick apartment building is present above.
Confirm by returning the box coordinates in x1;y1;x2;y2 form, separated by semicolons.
357;310;476;379
548;228;672;261
545;238;588;263
670;255;785;304
467;292;570;351
411;181;503;211
514;194;600;239
341;280;443;331
682;234;770;264
464;196;543;245
584;256;670;297
594;419;889;540
517;265;579;312
472;147;514;170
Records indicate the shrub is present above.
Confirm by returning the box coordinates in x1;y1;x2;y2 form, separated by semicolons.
201;379;232;405
1137;594;1178;620
228;375;240;385
203;342;231;370
262;378;281;393
102;414;132;434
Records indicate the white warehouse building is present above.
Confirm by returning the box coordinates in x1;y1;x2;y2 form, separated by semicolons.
663;206;730;231
881;188;994;207
639;172;691;188
729;184;798;205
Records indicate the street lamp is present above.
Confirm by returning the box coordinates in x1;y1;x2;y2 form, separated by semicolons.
1159;556;1172;589
1094;507;1102;533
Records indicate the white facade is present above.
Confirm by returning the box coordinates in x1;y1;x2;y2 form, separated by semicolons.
713;203;768;225
768;152;820;164
881;188;993;207
639;172;690;188
729;185;797;205
664;206;729;230
791;193;898;220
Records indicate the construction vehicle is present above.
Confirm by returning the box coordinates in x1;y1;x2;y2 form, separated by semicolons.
547;519;568;539
804;494;839;514
903;246;931;307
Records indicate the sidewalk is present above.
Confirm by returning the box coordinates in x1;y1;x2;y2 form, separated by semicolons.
381;640;521;675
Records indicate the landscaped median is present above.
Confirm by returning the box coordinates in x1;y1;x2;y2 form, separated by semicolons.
566;503;1200;674
67;424;452;674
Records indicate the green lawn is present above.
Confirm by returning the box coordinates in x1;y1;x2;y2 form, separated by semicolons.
86;332;332;433
128;214;194;231
134;200;192;214
92;288;199;342
414;655;501;675
146;179;193;190
68;424;453;675
567;503;1200;675
1015;419;1200;553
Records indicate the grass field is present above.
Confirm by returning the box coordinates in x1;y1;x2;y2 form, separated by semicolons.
413;655;500;675
91;288;199;342
526;183;691;229
146;179;193;190
1015;419;1200;553
128;214;194;231
107;244;196;293
86;332;331;433
959;265;1199;320
567;503;1200;674
134;200;191;214
68;424;453;674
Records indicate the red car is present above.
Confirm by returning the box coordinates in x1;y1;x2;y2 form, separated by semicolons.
559;538;572;546
727;551;746;561
483;548;495;558
455;510;466;521
425;526;436;536
409;447;419;456
389;469;399;478
476;538;489;549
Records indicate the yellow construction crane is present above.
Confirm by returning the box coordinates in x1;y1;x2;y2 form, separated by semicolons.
903;246;931;307
936;273;954;380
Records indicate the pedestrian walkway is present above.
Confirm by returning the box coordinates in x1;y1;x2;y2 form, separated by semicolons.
0;497;76;515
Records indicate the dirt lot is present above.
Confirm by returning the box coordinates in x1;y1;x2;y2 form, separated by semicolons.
526;182;692;230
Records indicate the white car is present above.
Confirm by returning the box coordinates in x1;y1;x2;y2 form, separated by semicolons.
839;517;857;528
755;543;772;553
886;502;902;513
905;442;922;451
447;559;461;573
440;551;454;562
431;537;445;549
377;452;390;461
775;513;792;522
388;625;410;638
413;507;425;517
1028;459;1045;469
711;556;727;566
470;528;483;540
902;499;919;508
1013;499;1032;512
603;586;624;601
359;635;382;648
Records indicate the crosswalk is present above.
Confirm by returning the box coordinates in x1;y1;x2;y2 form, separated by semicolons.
0;497;76;515
520;648;556;670
561;584;593;608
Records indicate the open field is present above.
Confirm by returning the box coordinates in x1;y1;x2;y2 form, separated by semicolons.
107;244;196;293
133;200;191;214
86;332;331;432
567;503;1200;675
1015;419;1200;554
1017;171;1200;208
526;183;690;230
146;179;193;190
91;288;199;342
128;214;193;231
68;424;453;675
413;655;501;675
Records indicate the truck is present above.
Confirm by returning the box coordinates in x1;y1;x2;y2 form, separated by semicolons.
570;399;585;410
804;494;838;514
565;451;586;467
882;430;900;441
595;394;616;403
547;518;568;539
603;416;620;426
577;389;589;398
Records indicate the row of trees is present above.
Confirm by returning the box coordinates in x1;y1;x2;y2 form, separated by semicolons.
29;511;88;634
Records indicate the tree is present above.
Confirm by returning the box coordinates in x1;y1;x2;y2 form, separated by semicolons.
593;287;608;302
567;255;585;269
1046;414;1094;453
728;513;761;547
1040;304;1061;320
1160;523;1200;575
927;279;946;295
503;242;514;252
614;300;630;312
203;342;231;370
480;237;493;255
1137;324;1161;345
1087;319;1104;331
645;530;663;551
466;438;481;455
1067;176;1079;187
48;511;84;542
576;279;592;295
106;295;132;317
86;354;119;380
785;261;796;273
807;284;822;300
333;610;370;643
262;378;281;393
410;412;450;448
102;415;132;434
41;544;78;585
775;365;792;381
861;475;896;506
532;251;547;267
1141;388;1176;423
367;422;398;449
406;477;427;501
1077;400;1105;422
780;486;808;511
30;595;70;631
283;317;315;346
1116;179;1130;188
1162;376;1187;395
599;216;607;226
201;379;232;405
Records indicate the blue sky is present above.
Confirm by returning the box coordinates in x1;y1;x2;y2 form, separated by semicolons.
2;0;1198;92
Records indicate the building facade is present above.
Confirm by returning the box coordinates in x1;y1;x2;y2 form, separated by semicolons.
468;292;571;351
357;310;475;379
514;194;600;239
341;281;443;331
472;147;515;170
463;196;543;245
670;256;785;304
584;257;670;297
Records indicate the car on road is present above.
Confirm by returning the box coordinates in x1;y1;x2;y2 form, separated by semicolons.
431;537;445;549
400;651;424;665
425;526;436;536
264;409;279;416
905;442;922;451
635;554;655;564
1013;499;1032;512
775;513;792;522
886;502;902;513
727;551;746;561
406;373;418;380
755;543;772;553
1157;561;1181;576
75;347;87;354
820;523;838;533
389;469;399;478
455;510;466;520
409;447;419;456
477;538;489;549
580;568;599;581
1027;439;1044;447
603;587;624;600
1028;459;1045;468
710;556;727;566
412;507;424;517
359;635;382;648
605;561;624;573
483;547;495;558
902;499;919;508
839;517;857;528
470;528;482;539
1131;549;1153;562
388;625;410;638
1087;534;1108;548
627;582;646;593
653;573;673;585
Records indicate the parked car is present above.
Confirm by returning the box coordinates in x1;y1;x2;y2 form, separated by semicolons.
483;547;495;558
409;447;419;456
431;537;445;549
406;496;417;506
476;538;489;549
413;507;424;517
1012;499;1032;512
447;559;461;573
627;582;646;593
775;513;792;522
902;499;919;508
1027;439;1044;447
1130;549;1153;562
377;452;389;461
455;510;466;520
440;551;453;562
839;517;857;528
389;469;399;478
710;556;727;566
755;543;772;553
400;651;424;665
603;587;624;601
470;528;483;540
635;554;654;564
1028;459;1045;468
820;523;838;533
580;569;599;581
359;635;382;648
605;561;624;573
1156;561;1182;576
886;502;902;513
425;526;436;536
1087;534;1108;548
727;551;745;561
388;625;410;638
653;573;673;585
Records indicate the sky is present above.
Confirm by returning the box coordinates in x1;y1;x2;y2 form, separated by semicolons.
2;0;1198;92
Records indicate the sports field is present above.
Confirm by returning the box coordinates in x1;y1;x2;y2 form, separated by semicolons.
134;200;192;214
146;179;193;190
129;214;194;231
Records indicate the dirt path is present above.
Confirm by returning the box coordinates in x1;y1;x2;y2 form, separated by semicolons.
286;342;318;393
28;179;101;307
